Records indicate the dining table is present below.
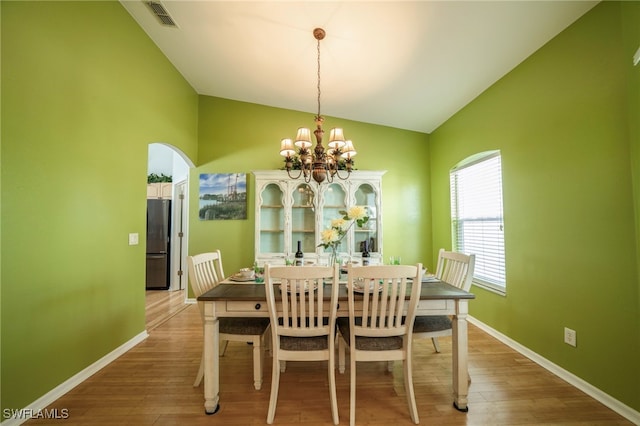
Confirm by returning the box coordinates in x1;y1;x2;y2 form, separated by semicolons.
196;275;475;415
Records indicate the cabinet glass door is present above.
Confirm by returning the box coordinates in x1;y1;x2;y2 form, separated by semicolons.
322;183;347;254
291;183;316;253
259;183;284;253
354;183;378;254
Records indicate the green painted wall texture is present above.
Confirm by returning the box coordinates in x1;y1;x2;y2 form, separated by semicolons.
1;1;198;412
2;0;639;418
430;1;639;410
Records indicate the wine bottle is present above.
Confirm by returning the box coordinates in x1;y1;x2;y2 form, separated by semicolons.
295;240;304;266
362;240;370;266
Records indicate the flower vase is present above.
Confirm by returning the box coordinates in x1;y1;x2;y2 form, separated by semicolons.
328;248;338;267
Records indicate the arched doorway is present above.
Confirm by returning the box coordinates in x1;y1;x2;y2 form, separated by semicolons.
146;143;195;330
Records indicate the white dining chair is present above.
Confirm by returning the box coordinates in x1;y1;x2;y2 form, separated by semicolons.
264;264;340;425
187;251;270;390
337;264;423;426
413;248;475;352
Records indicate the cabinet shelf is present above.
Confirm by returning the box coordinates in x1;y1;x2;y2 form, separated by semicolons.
253;170;385;262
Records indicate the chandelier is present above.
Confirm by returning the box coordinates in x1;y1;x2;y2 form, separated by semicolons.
279;28;357;184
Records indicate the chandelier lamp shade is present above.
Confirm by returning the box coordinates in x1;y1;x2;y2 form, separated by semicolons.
279;28;357;184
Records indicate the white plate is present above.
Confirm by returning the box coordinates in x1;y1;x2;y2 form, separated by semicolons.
229;274;255;282
422;275;439;283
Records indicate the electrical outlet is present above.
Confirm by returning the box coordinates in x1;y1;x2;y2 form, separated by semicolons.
564;327;577;347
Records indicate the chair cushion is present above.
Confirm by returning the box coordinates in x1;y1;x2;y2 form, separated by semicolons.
412;315;452;333
337;317;403;351
280;335;328;351
219;317;270;335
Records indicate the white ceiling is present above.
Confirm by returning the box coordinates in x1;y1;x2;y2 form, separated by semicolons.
120;1;598;134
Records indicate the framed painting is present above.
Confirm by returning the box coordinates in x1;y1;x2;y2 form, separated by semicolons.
198;173;247;220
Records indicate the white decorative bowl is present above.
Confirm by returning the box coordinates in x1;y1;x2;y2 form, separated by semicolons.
238;268;255;280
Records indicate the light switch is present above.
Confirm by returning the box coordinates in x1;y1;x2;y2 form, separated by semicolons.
128;233;139;245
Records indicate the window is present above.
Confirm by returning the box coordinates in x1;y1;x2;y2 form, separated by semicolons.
450;151;506;293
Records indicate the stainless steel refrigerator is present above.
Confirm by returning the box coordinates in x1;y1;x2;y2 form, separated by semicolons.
146;199;171;289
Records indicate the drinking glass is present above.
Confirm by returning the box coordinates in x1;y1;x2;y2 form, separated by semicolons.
389;256;402;265
254;261;265;283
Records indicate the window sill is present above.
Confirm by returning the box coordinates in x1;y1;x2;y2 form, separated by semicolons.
472;280;506;296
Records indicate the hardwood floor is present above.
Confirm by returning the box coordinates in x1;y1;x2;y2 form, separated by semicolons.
26;301;631;425
145;289;189;331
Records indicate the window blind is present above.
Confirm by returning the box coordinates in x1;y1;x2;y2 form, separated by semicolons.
450;152;506;291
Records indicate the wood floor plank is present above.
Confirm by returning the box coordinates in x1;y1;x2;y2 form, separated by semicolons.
145;289;188;331
23;291;633;425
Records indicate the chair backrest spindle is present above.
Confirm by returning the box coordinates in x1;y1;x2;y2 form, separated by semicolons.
187;251;225;315
435;248;475;291
347;265;422;339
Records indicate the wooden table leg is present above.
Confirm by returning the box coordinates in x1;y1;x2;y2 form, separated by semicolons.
452;299;470;412
203;302;220;414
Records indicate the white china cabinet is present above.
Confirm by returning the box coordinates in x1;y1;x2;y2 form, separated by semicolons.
253;170;385;265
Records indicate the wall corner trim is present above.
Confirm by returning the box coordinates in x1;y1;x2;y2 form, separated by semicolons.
468;316;640;425
1;331;149;426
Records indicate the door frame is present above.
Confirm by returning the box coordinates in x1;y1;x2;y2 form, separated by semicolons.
169;178;189;292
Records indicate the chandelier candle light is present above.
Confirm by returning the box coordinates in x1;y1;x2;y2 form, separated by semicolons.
318;206;369;266
280;28;357;184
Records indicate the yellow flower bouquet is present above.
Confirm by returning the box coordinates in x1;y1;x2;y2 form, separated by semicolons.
318;206;369;266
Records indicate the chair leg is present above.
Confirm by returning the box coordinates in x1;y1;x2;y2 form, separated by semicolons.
220;339;230;356
349;355;356;426
338;337;346;374
403;355;419;424
280;360;286;372
431;337;441;353
252;336;263;390
265;326;273;357
266;354;280;424
328;347;339;425
193;354;204;387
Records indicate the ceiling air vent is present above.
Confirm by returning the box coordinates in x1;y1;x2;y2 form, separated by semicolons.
146;1;178;27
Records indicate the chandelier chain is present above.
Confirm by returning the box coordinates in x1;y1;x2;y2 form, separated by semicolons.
316;36;321;119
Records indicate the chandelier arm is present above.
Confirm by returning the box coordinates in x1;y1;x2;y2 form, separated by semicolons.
325;169;334;183
332;168;352;181
285;166;304;180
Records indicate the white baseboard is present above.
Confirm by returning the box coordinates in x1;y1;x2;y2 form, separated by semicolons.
468;316;640;425
1;331;149;426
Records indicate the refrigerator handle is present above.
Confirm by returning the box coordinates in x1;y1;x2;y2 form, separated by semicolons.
147;254;167;259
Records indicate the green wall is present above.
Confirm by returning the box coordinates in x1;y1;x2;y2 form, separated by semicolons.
429;1;639;410
1;1;198;412
2;0;638;418
190;96;431;278
623;1;640;352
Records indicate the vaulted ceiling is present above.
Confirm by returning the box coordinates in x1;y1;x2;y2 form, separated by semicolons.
121;1;598;133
